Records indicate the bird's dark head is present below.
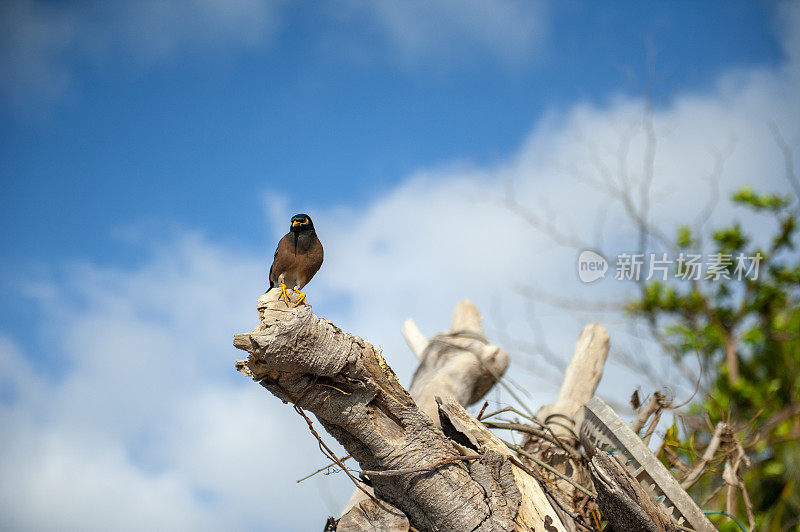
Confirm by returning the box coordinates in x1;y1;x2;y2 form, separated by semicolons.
290;213;315;232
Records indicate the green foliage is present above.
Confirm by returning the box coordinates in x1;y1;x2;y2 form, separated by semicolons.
712;223;748;251
677;224;696;248
630;186;800;531
732;187;791;212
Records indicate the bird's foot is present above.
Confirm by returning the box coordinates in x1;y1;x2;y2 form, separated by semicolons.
278;283;291;305
293;289;310;307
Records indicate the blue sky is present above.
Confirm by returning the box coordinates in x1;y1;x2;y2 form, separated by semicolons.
1;1;798;531
0;2;783;265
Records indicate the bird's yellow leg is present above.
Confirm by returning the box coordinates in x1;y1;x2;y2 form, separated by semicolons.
278;283;291;304
293;289;310;307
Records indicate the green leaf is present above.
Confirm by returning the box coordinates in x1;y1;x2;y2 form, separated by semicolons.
731;186;791;211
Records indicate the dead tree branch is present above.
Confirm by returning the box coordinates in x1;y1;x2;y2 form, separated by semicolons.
339;300;512;531
234;291;564;532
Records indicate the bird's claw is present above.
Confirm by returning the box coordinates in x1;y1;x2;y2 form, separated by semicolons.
278;283;291;304
293;290;309;307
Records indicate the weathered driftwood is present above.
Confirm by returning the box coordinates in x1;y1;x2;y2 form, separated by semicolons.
336;499;408;532
523;324;609;532
437;398;568;532
536;323;610;442
234;290;563;532
581;397;716;532
402;318;428;359
408;301;509;425
631;391;667;438
340;300;510;531
587;450;679;532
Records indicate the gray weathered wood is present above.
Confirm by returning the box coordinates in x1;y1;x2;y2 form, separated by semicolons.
588;450;679;532
581;397;716;532
524;323;610;532
335;499;409;532
402;318;428;359
537;323;610;441
235;291;555;532
340;300;510;530
437;398;567;532
408;300;510;425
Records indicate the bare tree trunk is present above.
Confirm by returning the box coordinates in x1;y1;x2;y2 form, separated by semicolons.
536;323;610;442
588;450;679;532
339;300;510;531
526;323;610;532
234;290;565;532
724;332;740;384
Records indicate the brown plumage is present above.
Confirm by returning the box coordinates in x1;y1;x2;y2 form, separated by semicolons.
269;213;323;306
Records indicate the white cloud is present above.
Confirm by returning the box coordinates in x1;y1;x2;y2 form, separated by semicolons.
0;235;352;531
0;0;282;107
304;37;799;387
0;409;214;532
335;0;548;65
2;3;799;531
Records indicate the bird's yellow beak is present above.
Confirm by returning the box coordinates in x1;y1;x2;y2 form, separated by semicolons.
292;220;302;227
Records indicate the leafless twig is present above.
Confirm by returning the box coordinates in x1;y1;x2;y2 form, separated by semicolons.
296;455;352;483
680;422;728;490
770;122;800;205
291;403;377;502
503;441;596;498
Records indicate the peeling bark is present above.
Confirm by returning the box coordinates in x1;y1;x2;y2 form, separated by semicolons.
536;323;610;442
234;291;560;532
588;451;678;532
525;323;609;532
340;300;510;531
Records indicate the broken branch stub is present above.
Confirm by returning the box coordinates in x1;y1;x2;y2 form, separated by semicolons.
408;300;510;424
536;323;610;442
520;323;609;531
581;397;716;532
340;300;510;530
234;290;558;532
437;397;568;532
588;450;679;532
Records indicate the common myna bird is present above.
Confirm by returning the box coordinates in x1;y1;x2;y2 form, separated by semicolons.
269;213;324;306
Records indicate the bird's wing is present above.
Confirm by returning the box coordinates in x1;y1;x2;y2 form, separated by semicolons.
291;234;324;289
269;233;295;288
268;244;279;289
